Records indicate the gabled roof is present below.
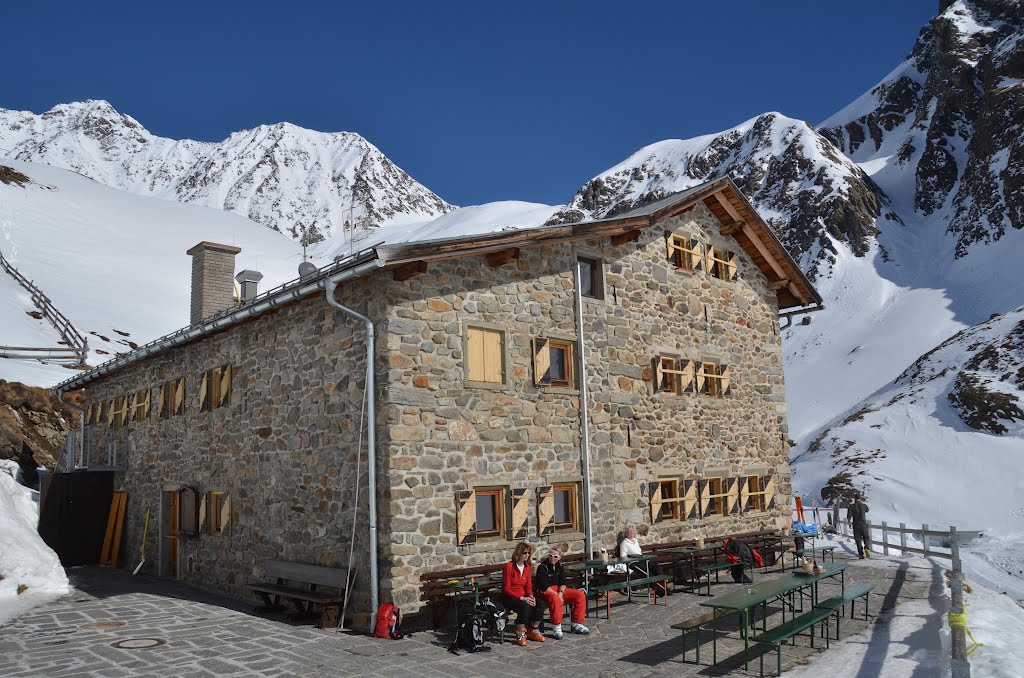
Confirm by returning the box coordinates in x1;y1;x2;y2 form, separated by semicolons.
55;177;819;393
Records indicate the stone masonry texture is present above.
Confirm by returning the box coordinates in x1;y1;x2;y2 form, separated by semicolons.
80;202;793;624
187;242;241;325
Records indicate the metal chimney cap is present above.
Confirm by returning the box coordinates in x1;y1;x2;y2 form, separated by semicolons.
235;270;264;283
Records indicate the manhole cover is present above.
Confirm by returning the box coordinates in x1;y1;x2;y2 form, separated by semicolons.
80;621;127;630
111;638;166;649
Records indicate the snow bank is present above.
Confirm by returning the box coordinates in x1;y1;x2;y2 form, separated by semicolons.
0;460;69;626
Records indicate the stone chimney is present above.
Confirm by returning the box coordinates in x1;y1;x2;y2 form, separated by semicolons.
187;241;241;324
234;269;264;303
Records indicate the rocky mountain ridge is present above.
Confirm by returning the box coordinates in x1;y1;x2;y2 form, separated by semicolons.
0;100;452;246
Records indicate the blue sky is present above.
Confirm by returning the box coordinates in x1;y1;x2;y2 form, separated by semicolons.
3;1;935;207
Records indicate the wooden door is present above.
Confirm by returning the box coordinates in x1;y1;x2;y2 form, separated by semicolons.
160;490;179;578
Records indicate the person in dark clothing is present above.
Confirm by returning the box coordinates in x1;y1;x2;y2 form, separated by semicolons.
723;537;763;583
17;442;39;489
848;494;870;558
534;547;589;638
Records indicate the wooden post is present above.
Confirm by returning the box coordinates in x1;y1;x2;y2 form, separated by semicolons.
949;526;970;678
923;524;929;557
900;523;907;556
881;522;889;555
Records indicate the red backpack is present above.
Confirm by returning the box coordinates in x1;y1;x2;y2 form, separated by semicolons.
373;603;402;639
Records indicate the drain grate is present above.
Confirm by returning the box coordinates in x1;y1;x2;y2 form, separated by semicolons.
80;621;127;630
112;638;166;649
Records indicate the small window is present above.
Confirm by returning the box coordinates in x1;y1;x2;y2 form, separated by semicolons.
110;396;129;429
577;257;604;300
200;364;232;412
667;234;704;271
745;476;765;512
699;361;730;397
473;487;506;540
131;390;151;422
658;479;679;522
654;356;695;394
707;247;737;280
466;327;505;385
741;473;775;513
533;338;574;387
208;491;231;535
160;378;185;418
704;477;726;517
551;484;578;531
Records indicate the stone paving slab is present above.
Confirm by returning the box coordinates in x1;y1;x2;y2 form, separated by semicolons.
0;549;937;677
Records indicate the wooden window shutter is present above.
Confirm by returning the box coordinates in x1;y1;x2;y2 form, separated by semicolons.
455;490;477;546
483;331;502;383
680;359;695;393
199;371;210;412
695;362;707;394
689;238;704;271
537;485;555;536
665;233;674;263
141;389;151;419
174;377;185;415
720;364;731;396
682;479;698;520
118;396;130;427
725;251;738;280
158;383;168;418
649;481;664;523
697;479;712;518
105;399;114;426
532;338;550;385
199;493;208;533
762;471;776;511
509;488;528;540
219;496;231;534
219;365;232;406
725;478;740;515
652;357;664;392
738;477;752;515
466;328;484;382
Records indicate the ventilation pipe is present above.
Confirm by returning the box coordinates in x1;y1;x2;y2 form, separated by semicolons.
325;266;380;629
235;270;263;303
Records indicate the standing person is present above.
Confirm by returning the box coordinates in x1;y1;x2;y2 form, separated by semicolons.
848;494;871;559
501;543;545;646
619;526;669;596
534;547;590;639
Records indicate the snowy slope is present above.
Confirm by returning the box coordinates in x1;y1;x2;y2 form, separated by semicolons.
0;101;453;248
0;160;307;386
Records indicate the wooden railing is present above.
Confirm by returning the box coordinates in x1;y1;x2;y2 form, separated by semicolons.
0;249;88;364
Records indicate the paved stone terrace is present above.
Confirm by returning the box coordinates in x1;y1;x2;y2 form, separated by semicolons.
0;547;940;678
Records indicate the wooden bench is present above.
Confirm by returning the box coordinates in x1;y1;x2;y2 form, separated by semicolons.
791;546;837;567
751;606;836;677
813;583;873;638
248;560;349;628
671;608;735;665
589;574;672;619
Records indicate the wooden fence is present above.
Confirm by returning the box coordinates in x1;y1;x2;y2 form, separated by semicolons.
0;249;88;364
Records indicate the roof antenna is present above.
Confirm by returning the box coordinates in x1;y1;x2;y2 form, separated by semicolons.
298;224;316;279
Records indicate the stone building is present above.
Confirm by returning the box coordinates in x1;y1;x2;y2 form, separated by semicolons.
54;177;820;624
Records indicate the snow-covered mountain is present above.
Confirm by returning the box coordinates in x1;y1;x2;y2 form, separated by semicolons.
0;100;452;247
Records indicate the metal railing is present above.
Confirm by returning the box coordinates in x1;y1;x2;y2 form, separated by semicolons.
0;249;88;364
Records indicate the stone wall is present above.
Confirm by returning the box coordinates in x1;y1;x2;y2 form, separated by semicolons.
376;202;792;611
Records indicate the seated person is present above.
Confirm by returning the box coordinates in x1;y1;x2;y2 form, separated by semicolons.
723;537;764;583
534;547;590;638
501;542;546;646
619;526;669;596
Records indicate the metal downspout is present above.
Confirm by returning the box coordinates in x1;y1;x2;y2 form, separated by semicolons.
573;262;595;558
325;267;379;628
56;391;82;471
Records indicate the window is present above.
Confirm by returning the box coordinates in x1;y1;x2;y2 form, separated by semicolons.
533;337;575;387
131;390;151;422
109;396;129;428
650;477;697;522
177;486;199;537
657;479;679;521
159;377;185;418
455;487;510;545
200;364;232;412
703;478;726;517
552;484;578;531
667;234;704;270
206;491;231;535
475;488;504;538
577;257;604;300
707;247;737;280
653;356;694;394
466;326;505;385
697;361;730;397
741;473;776;513
699;477;739;517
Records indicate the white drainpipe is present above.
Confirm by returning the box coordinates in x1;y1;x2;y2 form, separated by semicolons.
573;262;595;558
325;263;381;628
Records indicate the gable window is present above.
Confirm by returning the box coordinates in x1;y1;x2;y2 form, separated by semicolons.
533;337;575;387
697;361;731;397
667;234;704;271
577;256;604;300
653;356;694;394
159;377;185;418
466;326;505;386
707;247;737;280
199;364;232;412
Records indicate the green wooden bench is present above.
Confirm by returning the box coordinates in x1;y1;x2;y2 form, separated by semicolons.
671;608;735;665
813;583;873;638
589;574;672;619
791;546;837;567
751;606;836;677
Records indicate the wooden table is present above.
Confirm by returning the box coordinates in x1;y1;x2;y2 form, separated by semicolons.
566;555;661;609
439;575;501;628
699;562;848;669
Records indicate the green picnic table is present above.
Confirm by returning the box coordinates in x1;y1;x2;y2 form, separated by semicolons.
699;562;848;669
663;543;725;593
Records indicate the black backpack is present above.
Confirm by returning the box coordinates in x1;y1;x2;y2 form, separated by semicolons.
478;596;507;634
448;614;489;655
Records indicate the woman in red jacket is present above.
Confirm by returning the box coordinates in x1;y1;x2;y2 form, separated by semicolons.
502;542;545;646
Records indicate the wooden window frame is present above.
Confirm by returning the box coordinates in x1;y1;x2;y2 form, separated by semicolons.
200;364;232;413
473;487;506;541
654;356;695;395
465;325;506;387
704;477;727;517
667;234;703;271
208;491;231;535
699;361;730;397
707;247;737;280
160;377;186;418
577;256;604;300
550;483;579;532
657;478;680;522
534;337;575;388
